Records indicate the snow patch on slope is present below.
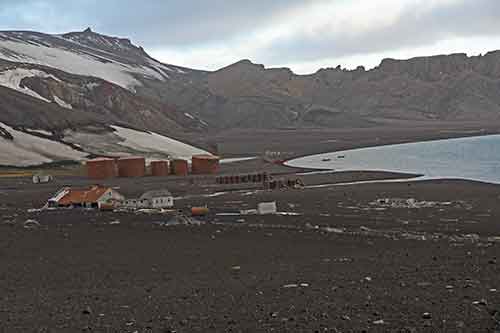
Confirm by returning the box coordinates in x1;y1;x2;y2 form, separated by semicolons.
0;68;58;102
110;125;209;160
53;95;73;109
0;38;165;90
0;122;87;166
25;128;53;136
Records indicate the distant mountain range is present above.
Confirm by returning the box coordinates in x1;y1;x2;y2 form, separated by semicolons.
1;28;500;166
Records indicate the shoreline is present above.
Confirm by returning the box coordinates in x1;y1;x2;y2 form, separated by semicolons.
1;126;500;331
284;133;500;186
282;130;500;162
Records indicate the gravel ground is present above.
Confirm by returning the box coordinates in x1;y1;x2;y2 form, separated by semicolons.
1;126;500;332
1;172;500;332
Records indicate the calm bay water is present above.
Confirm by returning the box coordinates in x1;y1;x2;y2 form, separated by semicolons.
286;135;500;184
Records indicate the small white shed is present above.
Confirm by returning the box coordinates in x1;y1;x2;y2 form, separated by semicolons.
33;174;53;184
258;201;277;215
140;190;174;209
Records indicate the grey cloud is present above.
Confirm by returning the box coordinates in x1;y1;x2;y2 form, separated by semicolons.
0;0;313;46
1;0;499;69
260;0;500;65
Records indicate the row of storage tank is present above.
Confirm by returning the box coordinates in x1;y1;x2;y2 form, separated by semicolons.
87;155;220;179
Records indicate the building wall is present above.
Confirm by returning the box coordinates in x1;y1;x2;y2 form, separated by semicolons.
192;155;220;174
171;159;189;176
122;198;149;209
122;196;173;209
150;196;174;209
117;157;146;177
87;159;117;179
151;161;170;177
97;189;125;205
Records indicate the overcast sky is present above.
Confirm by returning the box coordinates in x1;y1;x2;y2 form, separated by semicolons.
1;0;500;73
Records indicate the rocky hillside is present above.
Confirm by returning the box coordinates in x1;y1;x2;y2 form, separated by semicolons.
0;29;215;166
0;29;208;134
1;28;500;166
2;28;500;133
199;53;500;127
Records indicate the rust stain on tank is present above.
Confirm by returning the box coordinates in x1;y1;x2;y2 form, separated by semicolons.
151;160;170;177
171;159;189;176
192;154;220;175
86;158;117;179
117;157;146;177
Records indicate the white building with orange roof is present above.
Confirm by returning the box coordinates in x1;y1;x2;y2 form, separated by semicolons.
47;185;124;209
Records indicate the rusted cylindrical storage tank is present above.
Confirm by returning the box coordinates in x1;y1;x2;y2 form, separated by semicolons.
171;159;189;176
151;160;170;177
191;155;220;175
191;206;210;216
117;157;146;177
86;158;117;179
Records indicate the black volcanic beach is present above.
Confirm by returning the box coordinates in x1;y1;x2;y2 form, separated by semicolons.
2;126;500;332
3;2;500;331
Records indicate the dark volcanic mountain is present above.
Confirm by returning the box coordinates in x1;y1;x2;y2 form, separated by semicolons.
202;53;500;127
0;29;208;134
1;28;500;166
2;28;500;133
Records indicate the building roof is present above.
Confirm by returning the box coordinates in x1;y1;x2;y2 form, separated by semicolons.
48;188;71;203
56;185;111;205
118;156;145;161
192;154;220;160
139;189;172;200
87;158;115;162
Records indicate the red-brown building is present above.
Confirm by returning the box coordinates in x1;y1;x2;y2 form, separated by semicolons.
171;159;189;176
151;160;170;177
47;185;124;209
117;157;146;177
192;154;220;174
86;158;117;179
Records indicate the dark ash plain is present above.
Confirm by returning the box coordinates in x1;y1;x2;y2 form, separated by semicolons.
1;126;500;332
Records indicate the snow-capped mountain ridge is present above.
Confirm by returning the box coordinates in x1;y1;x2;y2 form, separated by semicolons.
61;27;148;59
2;27;500;166
0;28;215;167
0;29;188;90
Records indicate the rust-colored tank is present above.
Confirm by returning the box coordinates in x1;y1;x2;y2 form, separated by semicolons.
151;160;170;177
191;206;210;216
171;159;189;176
86;158;117;179
117;157;146;177
191;155;220;174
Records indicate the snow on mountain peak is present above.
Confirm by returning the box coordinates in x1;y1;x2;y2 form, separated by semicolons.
0;30;180;91
0;68;57;102
61;29;138;55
